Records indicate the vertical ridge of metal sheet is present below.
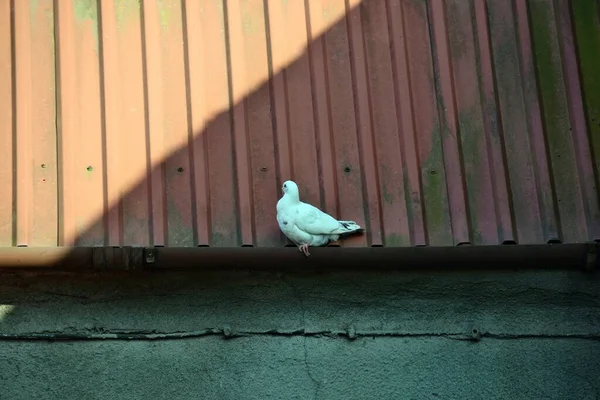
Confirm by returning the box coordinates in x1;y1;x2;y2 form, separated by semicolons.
266;0;292;185
182;0;211;247
31;0;58;247
554;0;600;240
115;0;150;246
571;0;600;242
528;0;588;243
71;0;104;246
305;0;340;236
472;0;516;244
0;0;15;246
362;0;411;247
265;0;294;247
224;0;255;247
445;0;499;245
487;0;543;244
13;1;33;246
54;0;76;247
242;0;278;247
142;0;194;247
322;0;366;248
569;0;600;234
159;0;194;247
514;0;560;243
346;0;383;246
140;0;166;247
429;0;471;245
55;0;106;247
279;0;321;241
386;0;427;247
204;0;238;248
405;0;453;246
98;0;123;246
15;0;59;247
151;0;196;248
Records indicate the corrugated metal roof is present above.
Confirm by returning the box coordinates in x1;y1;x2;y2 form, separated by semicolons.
1;0;599;249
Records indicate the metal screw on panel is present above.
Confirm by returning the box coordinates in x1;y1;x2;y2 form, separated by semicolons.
177;167;184;172
86;166;93;172
223;324;233;338
347;325;357;340
41;164;47;169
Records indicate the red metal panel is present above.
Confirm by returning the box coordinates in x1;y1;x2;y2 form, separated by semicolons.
55;0;105;247
1;0;599;249
0;0;14;246
445;0;498;245
472;0;516;244
14;0;58;247
387;0;427;246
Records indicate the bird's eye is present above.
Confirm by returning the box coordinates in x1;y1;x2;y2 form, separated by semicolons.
283;184;287;188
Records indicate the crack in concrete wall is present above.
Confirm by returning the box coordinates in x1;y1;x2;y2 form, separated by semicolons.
2;270;598;337
1;329;600;341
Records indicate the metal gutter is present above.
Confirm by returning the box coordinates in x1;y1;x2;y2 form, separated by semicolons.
0;244;595;271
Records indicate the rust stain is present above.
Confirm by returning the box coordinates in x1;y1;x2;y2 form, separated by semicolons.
0;0;598;249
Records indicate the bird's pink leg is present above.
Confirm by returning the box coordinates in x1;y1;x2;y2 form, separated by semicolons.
298;244;311;257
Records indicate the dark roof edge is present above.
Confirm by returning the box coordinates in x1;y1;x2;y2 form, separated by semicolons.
0;243;597;272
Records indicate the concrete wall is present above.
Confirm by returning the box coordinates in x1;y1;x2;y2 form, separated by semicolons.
0;268;599;399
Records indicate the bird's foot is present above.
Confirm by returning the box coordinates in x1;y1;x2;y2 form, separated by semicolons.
298;244;311;257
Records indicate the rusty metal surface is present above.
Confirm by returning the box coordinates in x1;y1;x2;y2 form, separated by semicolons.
1;0;599;249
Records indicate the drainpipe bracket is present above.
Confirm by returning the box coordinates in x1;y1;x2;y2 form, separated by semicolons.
584;242;598;272
144;247;157;265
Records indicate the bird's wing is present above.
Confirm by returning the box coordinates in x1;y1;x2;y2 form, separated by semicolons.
294;202;342;236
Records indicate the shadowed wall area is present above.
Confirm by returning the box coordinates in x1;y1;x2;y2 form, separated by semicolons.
1;268;600;399
0;268;599;399
0;0;598;256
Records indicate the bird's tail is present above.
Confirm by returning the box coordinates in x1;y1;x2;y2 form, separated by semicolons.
334;220;364;234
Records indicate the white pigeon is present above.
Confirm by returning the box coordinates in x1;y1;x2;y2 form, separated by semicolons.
276;180;364;257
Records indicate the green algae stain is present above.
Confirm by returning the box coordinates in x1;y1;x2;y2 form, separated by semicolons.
379;165;395;206
446;1;468;61
29;0;41;21
457;106;483;242
425;13;455;245
472;230;484;245
242;13;258;35
211;216;239;247
421;121;452;246
74;0;97;22
385;233;410;248
29;0;55;29
572;0;600;176
166;198;194;247
529;2;564;142
157;0;176;31
402;169;415;236
530;0;583;239
73;0;99;53
114;0;140;30
210;230;237;247
382;185;394;206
